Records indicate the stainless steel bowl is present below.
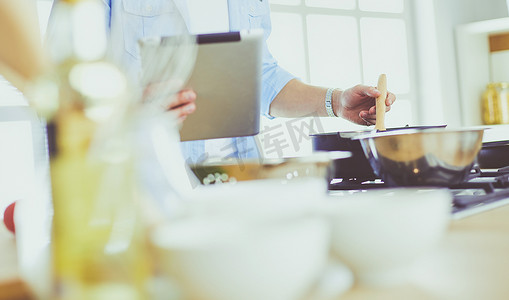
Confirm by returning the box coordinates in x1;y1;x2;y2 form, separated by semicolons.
190;151;351;185
310;125;447;180
353;128;484;186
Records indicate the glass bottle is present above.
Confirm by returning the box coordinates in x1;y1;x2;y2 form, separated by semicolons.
481;82;509;125
482;83;499;125
494;82;509;124
28;0;151;299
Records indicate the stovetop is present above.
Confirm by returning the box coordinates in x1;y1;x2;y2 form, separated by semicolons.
328;166;509;219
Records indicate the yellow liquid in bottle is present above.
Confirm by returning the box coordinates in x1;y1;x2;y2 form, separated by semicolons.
46;59;150;300
482;83;499;125
28;1;153;298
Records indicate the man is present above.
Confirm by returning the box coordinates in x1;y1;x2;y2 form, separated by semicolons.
102;0;396;161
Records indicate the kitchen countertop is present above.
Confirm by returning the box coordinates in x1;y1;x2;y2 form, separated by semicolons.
342;205;509;300
3;205;509;300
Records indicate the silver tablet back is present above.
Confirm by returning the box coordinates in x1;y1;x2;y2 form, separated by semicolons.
178;30;262;141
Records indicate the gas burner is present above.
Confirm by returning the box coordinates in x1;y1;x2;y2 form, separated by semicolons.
328;166;509;219
451;189;509;217
329;178;387;190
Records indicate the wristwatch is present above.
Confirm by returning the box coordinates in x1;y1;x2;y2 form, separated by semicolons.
325;88;338;117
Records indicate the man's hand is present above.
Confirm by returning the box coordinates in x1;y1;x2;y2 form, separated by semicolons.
167;89;197;123
143;83;197;123
334;85;396;126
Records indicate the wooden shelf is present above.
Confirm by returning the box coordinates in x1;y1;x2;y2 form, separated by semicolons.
489;32;509;52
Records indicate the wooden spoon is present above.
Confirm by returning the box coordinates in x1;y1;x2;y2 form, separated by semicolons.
375;74;387;131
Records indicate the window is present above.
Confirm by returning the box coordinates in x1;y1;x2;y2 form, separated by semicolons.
261;0;416;158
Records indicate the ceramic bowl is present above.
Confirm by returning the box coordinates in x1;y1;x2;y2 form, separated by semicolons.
151;179;331;300
325;188;452;286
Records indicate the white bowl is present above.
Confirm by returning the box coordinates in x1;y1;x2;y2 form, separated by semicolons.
151;179;331;300
326;188;451;286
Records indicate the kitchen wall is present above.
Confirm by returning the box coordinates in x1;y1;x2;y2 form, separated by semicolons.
413;0;508;127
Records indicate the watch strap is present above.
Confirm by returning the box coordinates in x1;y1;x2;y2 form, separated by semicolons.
325;88;338;117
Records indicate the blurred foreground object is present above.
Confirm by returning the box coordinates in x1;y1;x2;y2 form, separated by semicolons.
28;0;151;299
151;179;331;300
326;188;451;286
0;0;49;90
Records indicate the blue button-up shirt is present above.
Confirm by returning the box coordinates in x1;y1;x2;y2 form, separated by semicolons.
101;0;295;162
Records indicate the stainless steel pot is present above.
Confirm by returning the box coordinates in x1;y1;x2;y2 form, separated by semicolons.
353;128;484;186
310;125;447;181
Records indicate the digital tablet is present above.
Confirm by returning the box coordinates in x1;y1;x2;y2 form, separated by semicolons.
140;30;263;141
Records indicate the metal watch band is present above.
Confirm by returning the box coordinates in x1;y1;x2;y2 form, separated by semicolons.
325;88;338;117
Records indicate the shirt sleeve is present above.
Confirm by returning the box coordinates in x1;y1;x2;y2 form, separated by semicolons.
260;41;295;119
255;2;296;119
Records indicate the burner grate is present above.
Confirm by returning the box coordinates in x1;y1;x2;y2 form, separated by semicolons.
328;166;509;218
453;189;509;211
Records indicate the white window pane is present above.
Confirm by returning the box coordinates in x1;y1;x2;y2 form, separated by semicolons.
360;18;409;94
305;0;355;10
359;0;404;13
267;13;307;80
270;0;301;5
307;15;361;88
384;99;414;127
